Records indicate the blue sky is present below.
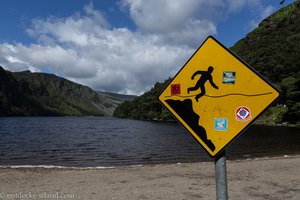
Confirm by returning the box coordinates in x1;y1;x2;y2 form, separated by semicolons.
0;0;295;94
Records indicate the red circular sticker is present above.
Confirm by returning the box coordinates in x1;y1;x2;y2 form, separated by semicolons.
236;106;251;122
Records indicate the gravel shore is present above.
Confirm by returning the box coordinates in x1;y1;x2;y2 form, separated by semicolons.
0;156;299;200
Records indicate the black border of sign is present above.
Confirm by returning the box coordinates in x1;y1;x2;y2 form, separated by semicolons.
158;35;282;158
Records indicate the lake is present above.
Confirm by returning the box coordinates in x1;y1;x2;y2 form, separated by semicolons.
0;117;299;167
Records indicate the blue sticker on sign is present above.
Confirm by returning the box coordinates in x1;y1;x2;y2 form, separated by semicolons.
223;71;236;84
214;118;228;131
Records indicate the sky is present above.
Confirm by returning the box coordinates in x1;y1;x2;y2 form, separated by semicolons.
0;0;296;95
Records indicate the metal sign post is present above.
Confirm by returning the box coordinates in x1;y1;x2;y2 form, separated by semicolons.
215;151;228;200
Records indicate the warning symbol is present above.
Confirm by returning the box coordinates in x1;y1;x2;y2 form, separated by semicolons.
236;106;251;122
159;36;281;157
171;84;181;95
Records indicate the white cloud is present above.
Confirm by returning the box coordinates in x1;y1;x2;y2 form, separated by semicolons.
120;0;221;47
121;0;201;33
26;4;107;47
249;5;276;29
260;5;277;19
0;0;273;95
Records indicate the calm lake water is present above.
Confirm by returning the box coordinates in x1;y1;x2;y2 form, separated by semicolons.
0;117;299;167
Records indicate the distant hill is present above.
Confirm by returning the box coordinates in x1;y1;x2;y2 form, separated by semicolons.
114;79;172;120
0;66;130;116
98;91;136;102
114;1;300;125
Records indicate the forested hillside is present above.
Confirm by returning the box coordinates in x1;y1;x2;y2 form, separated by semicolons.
230;1;300;123
0;66;128;116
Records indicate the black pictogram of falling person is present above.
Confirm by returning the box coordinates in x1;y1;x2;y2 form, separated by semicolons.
187;66;219;102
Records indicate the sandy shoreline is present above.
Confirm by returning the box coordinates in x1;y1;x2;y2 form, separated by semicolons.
0;156;299;200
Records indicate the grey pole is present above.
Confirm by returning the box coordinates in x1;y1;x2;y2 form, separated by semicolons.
215;151;228;200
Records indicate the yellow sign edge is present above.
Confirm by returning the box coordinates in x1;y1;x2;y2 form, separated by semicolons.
158;35;282;157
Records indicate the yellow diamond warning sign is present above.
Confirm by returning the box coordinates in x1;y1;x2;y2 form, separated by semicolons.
158;36;281;157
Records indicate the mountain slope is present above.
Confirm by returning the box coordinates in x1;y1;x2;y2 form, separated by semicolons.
231;1;300;123
114;1;300;124
0;66;126;116
114;79;172;120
